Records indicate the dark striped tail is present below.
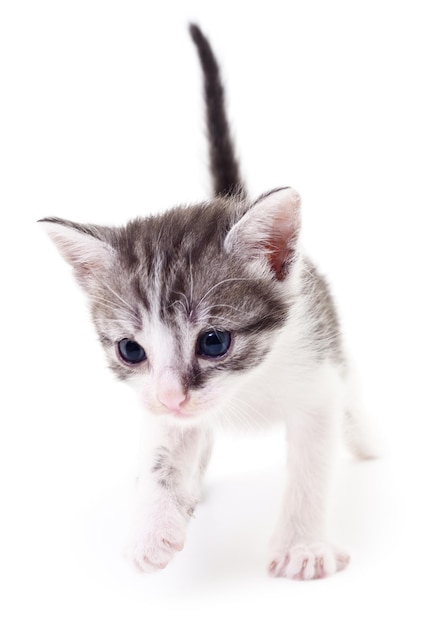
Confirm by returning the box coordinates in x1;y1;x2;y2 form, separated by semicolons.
189;24;245;199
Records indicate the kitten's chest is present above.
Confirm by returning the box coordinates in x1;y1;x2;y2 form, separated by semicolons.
227;344;341;427
228;358;300;427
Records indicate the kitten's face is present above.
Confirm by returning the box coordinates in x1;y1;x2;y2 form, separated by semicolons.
41;189;301;425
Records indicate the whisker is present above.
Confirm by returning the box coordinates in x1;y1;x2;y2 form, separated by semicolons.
233;404;260;431
172;290;191;312
92;318;134;325
217;405;236;431
201;303;243;314
197;277;257;308
189;248;194;307
232;396;272;427
91;296;133;310
167;299;188;316
204;315;235;327
97;280;140;321
227;403;255;432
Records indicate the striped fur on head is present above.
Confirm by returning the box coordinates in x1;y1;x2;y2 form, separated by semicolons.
39;26;341;424
39;188;304;420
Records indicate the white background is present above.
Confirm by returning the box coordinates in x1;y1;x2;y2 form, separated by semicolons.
1;0;431;623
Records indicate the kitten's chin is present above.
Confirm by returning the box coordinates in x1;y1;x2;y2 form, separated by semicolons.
167;404;214;421
162;410;207;429
158;404;216;426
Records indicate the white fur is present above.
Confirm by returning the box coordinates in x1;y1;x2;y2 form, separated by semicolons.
125;420;207;572
124;253;376;579
39;221;113;271
41;193;376;580
225;188;301;256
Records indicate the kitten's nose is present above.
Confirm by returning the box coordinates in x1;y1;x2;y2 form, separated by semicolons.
157;369;188;412
158;386;188;412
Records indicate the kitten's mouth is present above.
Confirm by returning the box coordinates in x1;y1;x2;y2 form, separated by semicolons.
167;404;210;420
170;408;194;418
151;396;215;420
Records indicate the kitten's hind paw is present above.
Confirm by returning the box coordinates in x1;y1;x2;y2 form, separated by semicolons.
268;543;350;580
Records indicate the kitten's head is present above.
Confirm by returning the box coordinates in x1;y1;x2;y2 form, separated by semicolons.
40;187;301;426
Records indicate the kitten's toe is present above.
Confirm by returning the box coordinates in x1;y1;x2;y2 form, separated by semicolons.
131;551;169;573
162;538;184;551
127;534;184;573
125;507;188;573
268;543;350;580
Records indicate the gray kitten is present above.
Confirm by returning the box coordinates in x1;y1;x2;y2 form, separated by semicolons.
40;24;376;579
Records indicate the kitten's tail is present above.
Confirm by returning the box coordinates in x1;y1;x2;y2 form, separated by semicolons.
189;24;246;199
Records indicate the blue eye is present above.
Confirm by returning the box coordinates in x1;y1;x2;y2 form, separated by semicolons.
197;330;231;358
118;339;146;364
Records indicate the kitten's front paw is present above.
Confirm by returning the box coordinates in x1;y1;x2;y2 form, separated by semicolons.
125;503;188;573
268;543;350;580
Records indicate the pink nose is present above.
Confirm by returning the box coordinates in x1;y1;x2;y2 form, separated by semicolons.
157;369;188;412
158;387;187;411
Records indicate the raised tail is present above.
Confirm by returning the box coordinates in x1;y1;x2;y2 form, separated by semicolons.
189;24;245;199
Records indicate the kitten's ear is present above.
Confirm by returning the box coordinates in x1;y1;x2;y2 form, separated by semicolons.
39;217;115;287
225;187;301;280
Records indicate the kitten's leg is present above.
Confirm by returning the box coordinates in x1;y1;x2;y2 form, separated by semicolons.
343;360;381;460
126;421;212;573
343;410;381;460
268;390;349;580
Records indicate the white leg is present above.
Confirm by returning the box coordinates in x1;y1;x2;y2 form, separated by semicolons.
343;360;381;460
125;420;211;572
269;396;349;580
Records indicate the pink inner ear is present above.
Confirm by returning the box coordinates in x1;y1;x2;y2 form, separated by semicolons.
266;236;287;280
265;217;298;281
224;188;302;280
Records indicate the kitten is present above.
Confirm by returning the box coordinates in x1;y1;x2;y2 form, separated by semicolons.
39;24;376;580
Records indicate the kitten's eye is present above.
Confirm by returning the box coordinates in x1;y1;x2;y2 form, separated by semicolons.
197;330;231;358
118;339;147;365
